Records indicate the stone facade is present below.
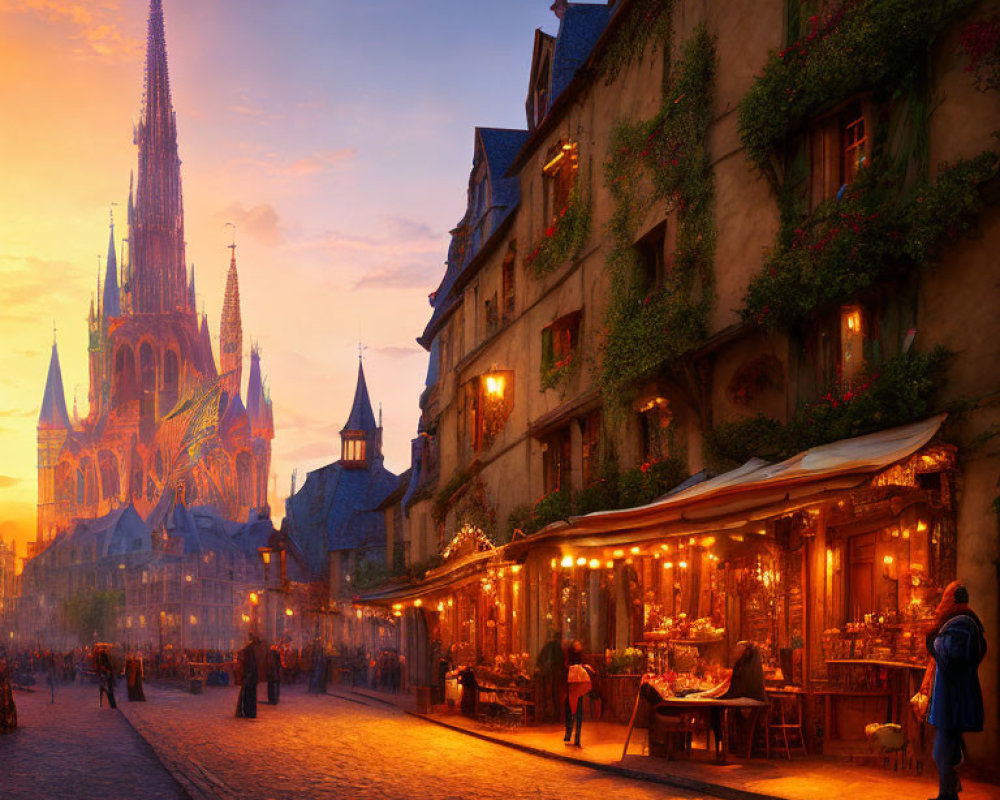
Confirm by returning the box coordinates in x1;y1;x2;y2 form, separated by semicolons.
382;0;1000;771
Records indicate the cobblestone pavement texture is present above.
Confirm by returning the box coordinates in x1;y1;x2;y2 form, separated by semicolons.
120;683;704;800
0;682;189;800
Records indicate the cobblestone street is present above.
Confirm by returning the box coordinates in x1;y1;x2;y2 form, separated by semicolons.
0;683;187;800
117;683;702;800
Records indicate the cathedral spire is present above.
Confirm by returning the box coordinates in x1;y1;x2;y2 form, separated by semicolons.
103;215;120;321
39;340;70;430
246;344;273;440
131;0;187;314
220;242;242;399
188;263;196;310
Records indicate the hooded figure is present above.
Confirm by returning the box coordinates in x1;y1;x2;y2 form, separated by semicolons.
926;581;987;800
235;637;259;719
0;651;16;733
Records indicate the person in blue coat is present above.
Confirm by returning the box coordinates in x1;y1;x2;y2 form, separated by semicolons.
926;581;987;800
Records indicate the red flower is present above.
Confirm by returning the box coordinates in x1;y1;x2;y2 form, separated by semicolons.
545;225;556;238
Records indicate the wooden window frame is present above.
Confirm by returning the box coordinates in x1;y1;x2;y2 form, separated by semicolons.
542;426;572;494
808;98;873;210
542;140;579;226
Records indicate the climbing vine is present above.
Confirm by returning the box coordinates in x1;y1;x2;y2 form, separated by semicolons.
743;151;1000;327
600;24;716;405
704;347;949;470
736;0;998;328
525;184;592;278
738;0;976;181
600;0;675;85
505;453;688;538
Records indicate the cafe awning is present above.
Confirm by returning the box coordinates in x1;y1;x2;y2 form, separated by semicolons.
356;548;498;605
507;414;946;552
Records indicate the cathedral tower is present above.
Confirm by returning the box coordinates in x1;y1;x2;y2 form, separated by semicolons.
220;243;243;400
37;340;70;543
130;0;189;314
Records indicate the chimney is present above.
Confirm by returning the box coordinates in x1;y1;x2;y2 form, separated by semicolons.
551;0;568;20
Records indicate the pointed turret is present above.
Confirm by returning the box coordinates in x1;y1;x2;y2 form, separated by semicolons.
131;0;187;313
199;313;216;376
219;243;242;399
188;263;196;311
103;220;120;321
39;341;70;430
343;360;377;432
340;359;382;468
246;345;273;440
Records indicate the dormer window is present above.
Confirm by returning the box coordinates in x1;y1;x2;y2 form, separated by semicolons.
342;432;367;467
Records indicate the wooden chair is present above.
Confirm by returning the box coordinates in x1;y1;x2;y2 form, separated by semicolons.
766;691;807;760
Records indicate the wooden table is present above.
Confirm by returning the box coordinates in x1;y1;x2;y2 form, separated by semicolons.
646;696;767;763
475;683;535;725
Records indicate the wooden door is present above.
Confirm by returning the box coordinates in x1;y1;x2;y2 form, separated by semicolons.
847;532;876;622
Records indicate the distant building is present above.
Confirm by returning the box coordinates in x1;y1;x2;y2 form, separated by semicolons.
284;360;398;595
0;539;15;619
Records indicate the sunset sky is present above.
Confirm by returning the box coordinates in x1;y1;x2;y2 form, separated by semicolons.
0;0;559;556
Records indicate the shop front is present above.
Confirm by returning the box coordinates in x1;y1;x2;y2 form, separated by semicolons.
502;415;956;762
359;416;961;768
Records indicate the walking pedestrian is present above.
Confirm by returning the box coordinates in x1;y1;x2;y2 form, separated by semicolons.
95;647;118;709
924;581;987;800
0;648;17;733
266;644;282;705
235;635;259;719
563;640;594;748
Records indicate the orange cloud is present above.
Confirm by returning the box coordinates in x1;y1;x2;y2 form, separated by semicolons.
0;0;141;58
214;202;283;247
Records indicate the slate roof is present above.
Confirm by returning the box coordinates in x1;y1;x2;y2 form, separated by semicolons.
418;128;528;350
477;127;530;218
39;342;71;429
550;4;612;102
284;459;398;577
343;361;378;432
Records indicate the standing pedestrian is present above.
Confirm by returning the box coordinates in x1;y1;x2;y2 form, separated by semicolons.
45;651;57;703
266;644;282;705
0;648;17;733
925;581;987;800
563;640;593;748
537;629;564;723
125;653;146;702
235;636;259;719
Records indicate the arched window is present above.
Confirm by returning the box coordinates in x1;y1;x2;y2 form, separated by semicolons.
98;450;120;501
78;456;97;507
162;349;179;411
139;342;156;393
113;345;137;407
236;452;253;507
